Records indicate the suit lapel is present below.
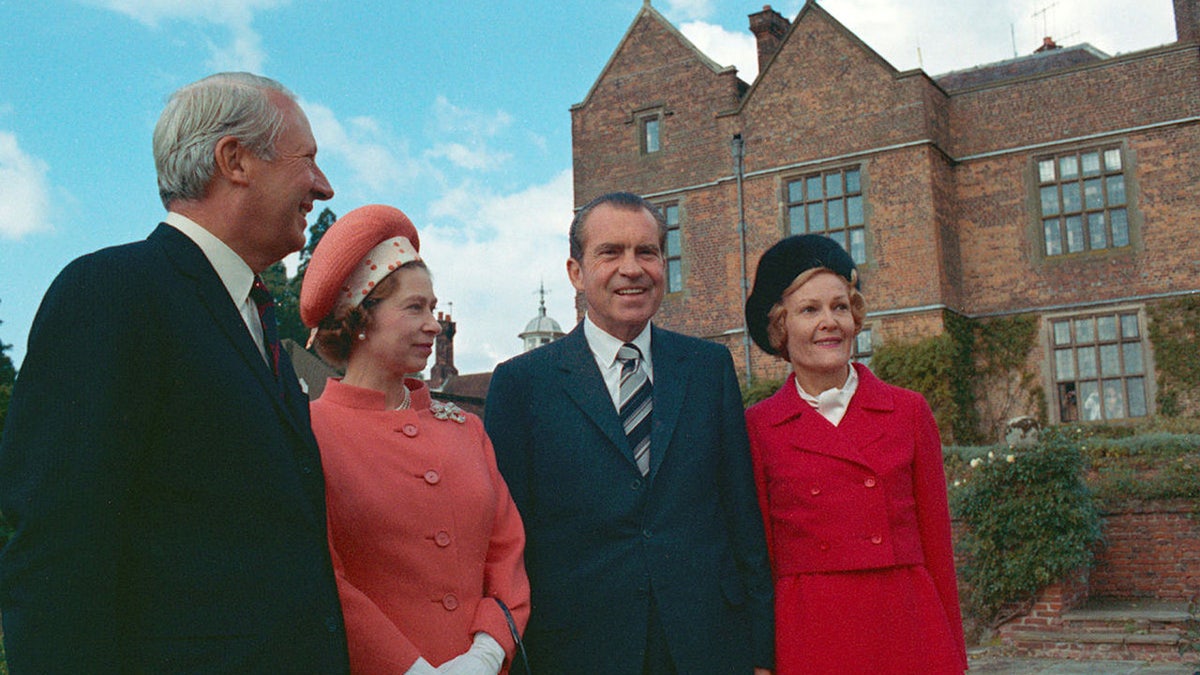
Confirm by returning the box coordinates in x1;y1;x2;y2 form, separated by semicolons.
150;224;309;438
646;326;687;478
556;327;631;459
758;371;884;469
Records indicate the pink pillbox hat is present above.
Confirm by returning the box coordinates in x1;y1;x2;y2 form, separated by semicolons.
299;204;421;329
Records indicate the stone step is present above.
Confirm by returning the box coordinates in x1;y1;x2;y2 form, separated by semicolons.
1061;597;1194;633
1005;630;1181;646
999;598;1197;662
1001;629;1192;662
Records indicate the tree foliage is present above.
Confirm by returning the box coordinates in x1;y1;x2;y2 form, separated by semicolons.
0;301;16;436
262;208;337;346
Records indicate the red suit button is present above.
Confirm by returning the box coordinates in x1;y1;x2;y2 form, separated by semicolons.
424;470;441;485
435;531;451;547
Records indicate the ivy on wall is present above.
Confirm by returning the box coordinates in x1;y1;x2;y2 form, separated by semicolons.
1146;295;1200;417
965;312;1044;437
871;332;965;440
872;311;1040;444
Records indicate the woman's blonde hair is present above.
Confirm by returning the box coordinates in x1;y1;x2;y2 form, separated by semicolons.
764;267;866;359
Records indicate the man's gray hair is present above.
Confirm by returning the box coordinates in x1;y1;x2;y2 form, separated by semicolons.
153;72;295;208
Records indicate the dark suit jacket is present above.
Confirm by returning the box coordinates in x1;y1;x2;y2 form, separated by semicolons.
0;224;349;673
484;324;773;675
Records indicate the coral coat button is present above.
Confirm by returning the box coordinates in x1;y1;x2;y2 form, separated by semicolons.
402;424;419;437
442;594;459;610
435;531;451;547
424;470;441;485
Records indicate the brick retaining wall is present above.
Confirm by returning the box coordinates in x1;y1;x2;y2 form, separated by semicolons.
1088;499;1200;602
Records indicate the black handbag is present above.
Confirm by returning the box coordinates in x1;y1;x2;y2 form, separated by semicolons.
494;597;531;675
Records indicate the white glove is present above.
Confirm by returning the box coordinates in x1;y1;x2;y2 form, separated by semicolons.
405;657;440;675
436;632;505;675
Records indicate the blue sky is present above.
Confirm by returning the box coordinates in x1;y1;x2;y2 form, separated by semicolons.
0;0;1176;374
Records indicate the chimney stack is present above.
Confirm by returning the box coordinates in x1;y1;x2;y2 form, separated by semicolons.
1034;36;1060;53
428;311;458;389
749;5;790;74
1176;0;1200;44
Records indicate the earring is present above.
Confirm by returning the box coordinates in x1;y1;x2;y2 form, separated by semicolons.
357;332;367;341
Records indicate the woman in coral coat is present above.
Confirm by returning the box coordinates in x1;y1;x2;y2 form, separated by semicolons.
300;205;529;675
743;235;967;674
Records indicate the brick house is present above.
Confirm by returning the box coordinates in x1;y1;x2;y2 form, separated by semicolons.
571;0;1200;440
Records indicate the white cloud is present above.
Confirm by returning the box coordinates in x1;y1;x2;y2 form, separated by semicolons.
817;0;1176;76
88;0;287;27
432;96;513;138
662;0;717;22
302;101;422;195
419;170;577;373
679;20;759;80
426;96;513;172
202;23;268;74
0;131;53;240
90;0;288;73
427;142;511;172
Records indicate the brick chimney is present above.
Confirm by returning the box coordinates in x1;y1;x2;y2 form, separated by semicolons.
428;311;458;389
1176;0;1200;44
1034;36;1060;53
749;5;790;74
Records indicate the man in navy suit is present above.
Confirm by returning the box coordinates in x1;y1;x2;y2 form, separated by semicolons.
0;72;349;672
484;192;774;674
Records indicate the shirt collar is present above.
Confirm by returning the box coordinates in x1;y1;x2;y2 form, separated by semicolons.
582;314;653;375
164;212;257;308
795;364;859;426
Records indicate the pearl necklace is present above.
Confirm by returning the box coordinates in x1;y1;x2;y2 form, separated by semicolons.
394;386;412;410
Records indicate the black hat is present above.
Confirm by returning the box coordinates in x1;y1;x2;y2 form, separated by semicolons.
744;234;858;355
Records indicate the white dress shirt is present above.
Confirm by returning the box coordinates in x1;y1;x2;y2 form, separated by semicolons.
163;212;270;364
582;315;654;411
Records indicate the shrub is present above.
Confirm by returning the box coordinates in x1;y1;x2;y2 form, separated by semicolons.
950;431;1102;625
1075;431;1200;506
742;377;783;408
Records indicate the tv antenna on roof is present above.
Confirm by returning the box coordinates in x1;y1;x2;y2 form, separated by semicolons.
1032;1;1060;39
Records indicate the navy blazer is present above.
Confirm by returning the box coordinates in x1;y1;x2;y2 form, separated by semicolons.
0;224;349;673
484;323;773;675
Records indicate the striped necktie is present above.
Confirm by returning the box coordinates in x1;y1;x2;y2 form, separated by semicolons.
617;343;652;476
249;276;281;377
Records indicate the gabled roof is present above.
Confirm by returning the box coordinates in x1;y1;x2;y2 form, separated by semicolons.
283;339;342;400
934;43;1110;91
728;0;915;115
572;0;735;110
433;372;492;417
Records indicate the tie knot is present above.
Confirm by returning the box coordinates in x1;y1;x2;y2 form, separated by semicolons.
617;343;642;365
250;276;274;309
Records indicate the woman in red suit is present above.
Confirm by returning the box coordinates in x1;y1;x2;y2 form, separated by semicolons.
743;235;967;674
299;205;529;675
